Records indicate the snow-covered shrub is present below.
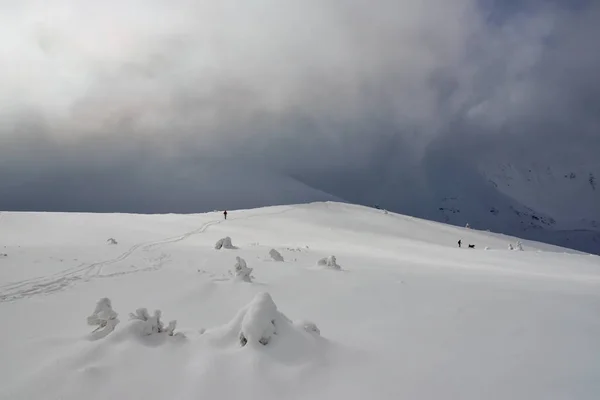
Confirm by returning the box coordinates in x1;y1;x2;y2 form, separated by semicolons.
129;308;178;336
508;243;514;250
465;223;471;228
215;236;236;250
269;249;284;262
317;255;341;270
87;298;120;340
202;292;323;361
515;241;524;251
232;256;253;282
107;238;118;245
239;292;279;346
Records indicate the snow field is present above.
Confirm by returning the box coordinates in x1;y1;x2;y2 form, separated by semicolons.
0;202;599;399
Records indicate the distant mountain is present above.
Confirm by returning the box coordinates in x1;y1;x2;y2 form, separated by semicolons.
286;134;600;255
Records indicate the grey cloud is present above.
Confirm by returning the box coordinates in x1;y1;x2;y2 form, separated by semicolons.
0;0;599;232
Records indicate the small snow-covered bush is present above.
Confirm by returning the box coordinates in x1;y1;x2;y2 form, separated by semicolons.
202;292;323;361
129;308;178;336
269;249;284;262
239;292;279;346
232;256;253;282
508;241;523;251
87;298;120;340
215;236;236;250
317;255;341;270
107;238;118;245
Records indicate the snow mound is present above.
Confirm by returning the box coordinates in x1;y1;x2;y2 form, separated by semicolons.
232;256;253;282
107;238;118;245
203;292;322;355
86;298;119;340
269;249;284;262
215;236;236;250
317;255;341;270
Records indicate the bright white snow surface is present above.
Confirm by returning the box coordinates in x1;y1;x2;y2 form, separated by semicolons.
0;202;599;400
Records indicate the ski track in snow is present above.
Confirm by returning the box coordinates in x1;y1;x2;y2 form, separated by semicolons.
0;208;292;303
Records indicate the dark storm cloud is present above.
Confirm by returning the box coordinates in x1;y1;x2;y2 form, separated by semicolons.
0;0;599;212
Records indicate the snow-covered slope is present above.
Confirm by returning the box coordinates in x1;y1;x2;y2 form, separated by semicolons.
285;138;600;254
1;202;599;400
424;157;600;255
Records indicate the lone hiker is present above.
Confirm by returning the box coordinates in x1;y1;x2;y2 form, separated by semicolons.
458;239;462;248
223;210;228;220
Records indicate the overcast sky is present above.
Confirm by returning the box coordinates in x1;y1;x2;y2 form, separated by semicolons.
0;0;599;213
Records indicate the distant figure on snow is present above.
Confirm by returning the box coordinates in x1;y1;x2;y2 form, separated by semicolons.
223;210;228;220
458;239;462;248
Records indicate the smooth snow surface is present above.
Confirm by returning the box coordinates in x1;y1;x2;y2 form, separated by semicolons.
0;202;599;400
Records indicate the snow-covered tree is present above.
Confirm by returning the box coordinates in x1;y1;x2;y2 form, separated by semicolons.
317;255;341;270
129;308;178;336
508;243;514;250
87;298;119;339
215;236;236;250
239;292;280;347
269;249;284;262
515;241;524;251
233;256;253;282
201;292;322;352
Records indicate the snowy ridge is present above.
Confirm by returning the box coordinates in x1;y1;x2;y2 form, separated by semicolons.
0;202;599;399
420;159;600;255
